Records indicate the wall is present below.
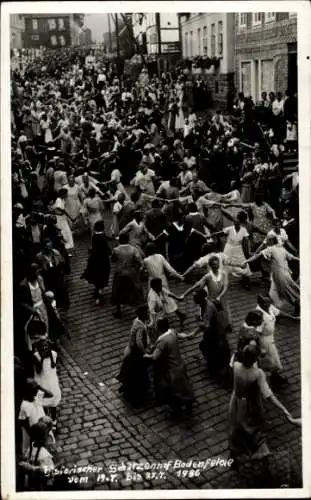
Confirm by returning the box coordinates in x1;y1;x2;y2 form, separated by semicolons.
180;13;234;74
23;15;72;48
180;13;235;110
235;12;297;98
10;14;25;49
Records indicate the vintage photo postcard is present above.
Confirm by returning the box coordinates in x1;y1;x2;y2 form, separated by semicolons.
1;1;311;498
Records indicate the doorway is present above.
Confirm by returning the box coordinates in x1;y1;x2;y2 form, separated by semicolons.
287;42;297;94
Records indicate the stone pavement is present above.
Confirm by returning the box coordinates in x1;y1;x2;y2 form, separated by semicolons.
54;217;302;491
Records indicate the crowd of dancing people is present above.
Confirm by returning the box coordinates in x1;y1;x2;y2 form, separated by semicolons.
11;49;301;489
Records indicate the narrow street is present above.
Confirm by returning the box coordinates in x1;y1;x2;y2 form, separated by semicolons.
55;217;302;490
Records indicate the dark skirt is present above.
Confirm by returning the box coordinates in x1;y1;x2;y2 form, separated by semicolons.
112;270;145;306
200;322;231;378
43;270;70;311
154;360;194;405
117;346;149;403
184;232;206;268
82;253;111;289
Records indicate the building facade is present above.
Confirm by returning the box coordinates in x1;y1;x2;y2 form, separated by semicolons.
132;13;180;70
79;27;92;46
235;12;297;101
102;15;134;58
22;14;85;49
10;14;25;49
180;13;235;109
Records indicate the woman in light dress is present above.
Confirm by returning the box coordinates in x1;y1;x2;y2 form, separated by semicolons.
255;295;297;383
64;174;83;229
175;96;185;131
243;235;300;314
211;211;252;289
229;343;300;470
33;339;61;426
40;114;53;144
18;379;52;456
80;187;104;238
52;188;74;255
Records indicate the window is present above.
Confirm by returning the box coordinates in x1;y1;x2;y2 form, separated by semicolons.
239;13;247;27
59;36;66;46
58;18;65;30
218;21;223;57
253;13;263;26
211;24;216;57
50;35;57;46
184;32;188;57
197;28;201;55
48;18;56;31
203;26;208;55
32;19;38;30
189;31;193;57
265;12;276;22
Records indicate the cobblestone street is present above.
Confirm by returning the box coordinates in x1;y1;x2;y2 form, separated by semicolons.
55;217;302;490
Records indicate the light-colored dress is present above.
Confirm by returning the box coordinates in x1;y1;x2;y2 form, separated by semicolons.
40;119;53;143
64;184;82;223
229;361;272;459
203;269;231;327
33;351;61;407
223;226;251;277
144;253;179;290
53;197;74;250
81;196;104;236
148;287;177;326
256;304;282;373
121;220;147;251
261;245;299;309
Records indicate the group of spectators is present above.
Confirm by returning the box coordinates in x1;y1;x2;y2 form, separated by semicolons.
10;48;300;490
